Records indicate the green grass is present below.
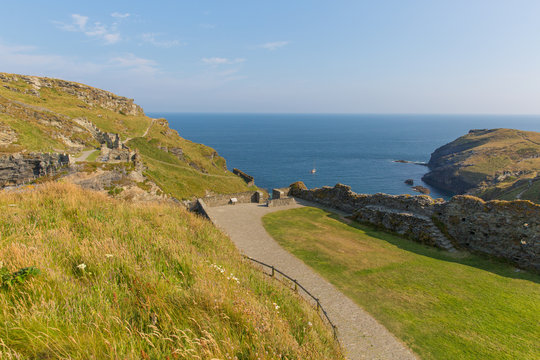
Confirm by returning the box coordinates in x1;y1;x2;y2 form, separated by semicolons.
0;113;66;153
263;207;540;360
85;150;101;162
0;78;151;141
0;184;341;359
430;128;540;202
128;137;252;199
1;73;253;198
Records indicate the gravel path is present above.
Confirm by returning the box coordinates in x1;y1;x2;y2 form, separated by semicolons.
205;202;418;360
71;149;96;163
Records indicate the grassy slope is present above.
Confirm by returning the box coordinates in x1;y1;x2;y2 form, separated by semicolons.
434;129;540;202
263;207;540;360
0;184;341;359
127;120;253;200
0;73;251;198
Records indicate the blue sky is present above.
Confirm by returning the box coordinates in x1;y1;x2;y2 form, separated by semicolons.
1;1;540;114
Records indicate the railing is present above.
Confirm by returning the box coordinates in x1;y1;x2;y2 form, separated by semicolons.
244;255;339;341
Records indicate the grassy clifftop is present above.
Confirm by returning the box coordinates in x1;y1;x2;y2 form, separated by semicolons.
0;183;341;359
0;73;251;199
422;128;540;202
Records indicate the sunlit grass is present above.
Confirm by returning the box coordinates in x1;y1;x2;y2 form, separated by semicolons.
0;184;341;359
263;207;540;360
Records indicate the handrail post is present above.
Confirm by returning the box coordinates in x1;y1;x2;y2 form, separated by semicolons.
244;256;340;348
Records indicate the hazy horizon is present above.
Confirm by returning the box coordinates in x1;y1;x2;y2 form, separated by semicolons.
2;1;540;115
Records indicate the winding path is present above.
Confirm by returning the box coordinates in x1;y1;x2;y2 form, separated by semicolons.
71;149;97;163
205;202;418;360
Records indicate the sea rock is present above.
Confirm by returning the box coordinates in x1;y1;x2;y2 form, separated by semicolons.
412;185;430;194
405;179;414;185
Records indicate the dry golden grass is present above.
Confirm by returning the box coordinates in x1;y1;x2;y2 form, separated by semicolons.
0;183;341;359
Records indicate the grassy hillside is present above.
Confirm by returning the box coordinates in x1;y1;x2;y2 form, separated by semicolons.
127;119;253;199
263;207;540;360
423;128;540;202
0;73;251;199
0;183;341;359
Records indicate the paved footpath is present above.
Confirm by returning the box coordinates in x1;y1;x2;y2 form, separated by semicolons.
205;202;418;360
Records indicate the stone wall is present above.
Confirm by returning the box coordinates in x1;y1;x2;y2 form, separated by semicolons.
272;187;291;199
268;197;296;207
0;153;70;187
233;168;255;186
439;196;540;271
199;190;267;207
290;183;442;216
289;182;540;271
190;190;268;217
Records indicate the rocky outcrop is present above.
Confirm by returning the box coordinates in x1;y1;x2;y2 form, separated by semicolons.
289;182;539;271
0;153;69;187
0;123;17;146
159;146;184;160
412;185;430;194
422;128;540;199
0;73;143;116
0;95;92;150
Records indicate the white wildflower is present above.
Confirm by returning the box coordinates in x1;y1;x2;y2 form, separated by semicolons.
308;321;313;327
273;302;280;310
211;264;226;273
77;263;87;270
105;254;114;258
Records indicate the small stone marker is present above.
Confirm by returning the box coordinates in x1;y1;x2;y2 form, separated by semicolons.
230;197;238;205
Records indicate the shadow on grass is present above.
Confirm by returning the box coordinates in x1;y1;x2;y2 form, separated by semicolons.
317;209;540;284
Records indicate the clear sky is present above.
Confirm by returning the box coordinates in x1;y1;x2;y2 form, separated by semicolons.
1;0;540;114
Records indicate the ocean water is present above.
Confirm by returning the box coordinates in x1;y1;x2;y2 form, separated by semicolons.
149;113;540;199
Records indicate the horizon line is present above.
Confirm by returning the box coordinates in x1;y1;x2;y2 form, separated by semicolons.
146;111;540;117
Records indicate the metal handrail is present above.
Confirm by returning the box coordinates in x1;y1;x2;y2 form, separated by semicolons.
244;255;338;341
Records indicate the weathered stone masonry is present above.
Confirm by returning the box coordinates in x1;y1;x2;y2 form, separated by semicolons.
233;168;255;186
289;182;540;271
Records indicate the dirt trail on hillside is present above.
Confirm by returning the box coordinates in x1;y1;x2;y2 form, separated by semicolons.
205;202;418;360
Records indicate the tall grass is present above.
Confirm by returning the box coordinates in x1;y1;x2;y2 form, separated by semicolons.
0;184;341;359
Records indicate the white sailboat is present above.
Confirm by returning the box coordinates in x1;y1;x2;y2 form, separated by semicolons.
311;161;316;174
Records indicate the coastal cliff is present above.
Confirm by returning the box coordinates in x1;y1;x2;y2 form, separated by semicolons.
0;72;252;199
422;128;540;202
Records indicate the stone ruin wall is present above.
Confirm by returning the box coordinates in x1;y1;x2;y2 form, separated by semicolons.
289;183;540;271
200;190;267;207
233;168;255;186
440;196;539;272
190;190;268;218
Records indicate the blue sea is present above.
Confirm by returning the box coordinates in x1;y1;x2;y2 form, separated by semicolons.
149;113;540;199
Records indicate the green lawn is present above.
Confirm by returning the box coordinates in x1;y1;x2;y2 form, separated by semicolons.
263;207;540;360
